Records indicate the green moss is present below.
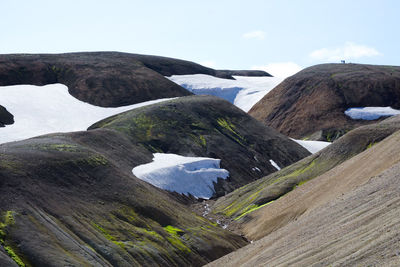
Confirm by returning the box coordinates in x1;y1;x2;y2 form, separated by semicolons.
4;246;25;267
216;118;246;145
164;225;183;235
0;211;26;267
199;135;207;147
234;201;275;221
85;155;108;166
163;226;191;253
367;142;376;149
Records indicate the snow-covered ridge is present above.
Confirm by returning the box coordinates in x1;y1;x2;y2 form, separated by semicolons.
292;139;331;154
167;74;283;112
345;107;400;120
132;153;229;199
0;84;173;144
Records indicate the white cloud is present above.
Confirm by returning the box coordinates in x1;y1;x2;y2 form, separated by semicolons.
242;30;266;40
252;62;303;78
199;60;216;68
310;42;382;62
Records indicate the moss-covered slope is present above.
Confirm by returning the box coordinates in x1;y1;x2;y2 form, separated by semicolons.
0;129;247;266
89;95;310;196
212;115;400;220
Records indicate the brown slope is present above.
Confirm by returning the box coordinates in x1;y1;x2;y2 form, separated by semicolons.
0;52;194;107
208;128;400;266
249;63;400;141
211;115;400;220
89;95;310;196
0;128;247;266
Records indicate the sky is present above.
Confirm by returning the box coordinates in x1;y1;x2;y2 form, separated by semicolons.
1;0;399;77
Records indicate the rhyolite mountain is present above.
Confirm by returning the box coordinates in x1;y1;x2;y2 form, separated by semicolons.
249;63;400;141
89;95;310;196
0;52;270;107
0;95;309;266
0;129;247;266
208;117;400;266
211;114;400;221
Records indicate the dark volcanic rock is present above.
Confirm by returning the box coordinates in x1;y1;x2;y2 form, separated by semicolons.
89;95;310;196
215;69;272;78
0;105;13;127
0;129;247;266
249;63;400;140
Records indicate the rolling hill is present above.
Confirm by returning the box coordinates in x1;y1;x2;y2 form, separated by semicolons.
249;63;400;141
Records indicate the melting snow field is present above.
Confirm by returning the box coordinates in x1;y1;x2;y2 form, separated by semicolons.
269;159;281;170
345;107;400;120
132;153;229;199
293;139;331;154
0;84;173;144
167;74;283;112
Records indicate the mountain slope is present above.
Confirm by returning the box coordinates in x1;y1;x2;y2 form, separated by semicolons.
0;128;247;266
89;95;310;196
207;128;400;266
249;63;400;140
211;115;400;221
0;52;194;107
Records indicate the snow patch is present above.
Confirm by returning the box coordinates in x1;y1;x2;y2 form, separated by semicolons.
0;84;173;144
345;107;400;120
132;153;229;199
167;74;283;112
292;139;331;154
269;159;281;170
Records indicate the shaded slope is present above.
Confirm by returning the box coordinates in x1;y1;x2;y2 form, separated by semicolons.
0;105;13;127
90;95;310;196
212;115;400;220
249;63;400;140
0;129;246;266
0;52;194;107
208;129;400;267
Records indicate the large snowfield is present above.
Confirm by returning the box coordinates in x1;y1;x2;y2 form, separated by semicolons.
0;84;173;144
132;153;229;199
345;107;400;120
167;74;283;112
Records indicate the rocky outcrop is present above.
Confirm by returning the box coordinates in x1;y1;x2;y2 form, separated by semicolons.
0;105;13;127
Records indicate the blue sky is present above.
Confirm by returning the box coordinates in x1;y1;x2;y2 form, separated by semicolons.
1;0;398;77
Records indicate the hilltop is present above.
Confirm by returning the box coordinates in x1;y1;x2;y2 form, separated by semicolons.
249;63;400;141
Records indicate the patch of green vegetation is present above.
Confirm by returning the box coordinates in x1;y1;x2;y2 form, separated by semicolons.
85;155;108;167
0;211;26;267
4;246;25;267
216;118;246;146
234;201;275;221
163;226;191;253
164;225;184;235
132;114;157;139
367;142;376;149
272;160;316;184
91;222;127;249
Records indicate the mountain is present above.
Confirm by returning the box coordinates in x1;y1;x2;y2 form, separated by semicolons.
89;95;310;197
208;117;400;266
249;63;400;141
211;114;400;222
0;128;248;267
167;74;283;112
0;52;269;108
